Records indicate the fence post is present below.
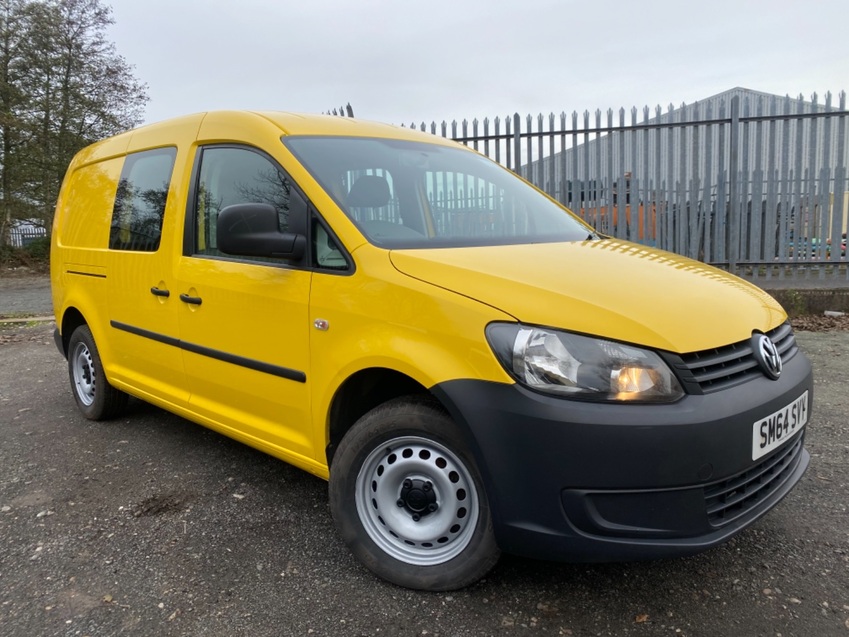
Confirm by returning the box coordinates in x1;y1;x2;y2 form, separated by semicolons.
513;113;522;174
727;95;741;274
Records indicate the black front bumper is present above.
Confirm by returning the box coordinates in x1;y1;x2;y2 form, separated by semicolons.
431;349;812;562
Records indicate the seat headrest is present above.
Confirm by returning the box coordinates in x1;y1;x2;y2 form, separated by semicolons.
347;175;391;208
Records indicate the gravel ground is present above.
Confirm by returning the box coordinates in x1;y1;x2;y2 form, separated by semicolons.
0;272;53;318
0;280;848;636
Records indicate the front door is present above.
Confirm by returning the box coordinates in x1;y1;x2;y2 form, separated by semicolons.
174;145;313;461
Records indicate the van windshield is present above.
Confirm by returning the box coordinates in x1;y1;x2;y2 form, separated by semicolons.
284;136;591;249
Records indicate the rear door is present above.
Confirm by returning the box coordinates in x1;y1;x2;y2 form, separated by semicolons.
105;146;189;408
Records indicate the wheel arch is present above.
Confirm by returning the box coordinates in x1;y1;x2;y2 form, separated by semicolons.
325;367;428;467
58;306;88;357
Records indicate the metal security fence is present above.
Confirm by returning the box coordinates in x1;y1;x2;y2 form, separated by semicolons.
405;89;849;283
8;225;48;248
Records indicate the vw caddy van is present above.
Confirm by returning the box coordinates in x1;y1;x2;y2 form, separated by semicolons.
51;111;812;591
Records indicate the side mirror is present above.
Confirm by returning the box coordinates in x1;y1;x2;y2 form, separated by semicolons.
217;203;306;261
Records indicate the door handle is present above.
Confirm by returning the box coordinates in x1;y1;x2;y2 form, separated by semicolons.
179;293;203;306
150;287;170;298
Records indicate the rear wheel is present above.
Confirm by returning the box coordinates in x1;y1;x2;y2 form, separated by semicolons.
329;396;499;591
67;325;128;420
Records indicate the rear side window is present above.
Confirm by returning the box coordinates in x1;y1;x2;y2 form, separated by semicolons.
109;147;177;251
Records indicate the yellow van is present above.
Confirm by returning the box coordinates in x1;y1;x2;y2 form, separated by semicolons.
51;111;812;591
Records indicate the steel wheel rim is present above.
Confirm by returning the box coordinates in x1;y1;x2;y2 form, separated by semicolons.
71;341;96;407
355;435;480;566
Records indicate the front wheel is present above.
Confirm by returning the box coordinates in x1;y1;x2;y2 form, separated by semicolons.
67;325;128;420
329;396;499;591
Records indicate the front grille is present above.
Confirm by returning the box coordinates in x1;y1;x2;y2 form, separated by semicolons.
678;322;798;393
704;434;804;528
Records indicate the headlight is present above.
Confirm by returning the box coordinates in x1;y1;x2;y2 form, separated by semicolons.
486;323;684;403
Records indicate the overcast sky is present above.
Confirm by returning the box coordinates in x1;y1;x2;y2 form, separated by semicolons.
109;0;848;128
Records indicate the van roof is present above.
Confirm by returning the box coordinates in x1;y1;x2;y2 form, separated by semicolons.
254;111;442;140
124;110;451;143
69;110;457;168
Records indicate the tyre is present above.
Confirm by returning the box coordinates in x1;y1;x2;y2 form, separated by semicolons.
329;395;500;591
67;325;128;420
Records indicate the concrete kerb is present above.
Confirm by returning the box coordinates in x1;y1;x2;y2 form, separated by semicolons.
0;316;55;325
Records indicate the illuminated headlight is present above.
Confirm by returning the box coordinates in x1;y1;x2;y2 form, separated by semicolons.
486;323;684;403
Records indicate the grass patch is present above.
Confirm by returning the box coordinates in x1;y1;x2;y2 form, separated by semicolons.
767;288;849;317
0;319;44;330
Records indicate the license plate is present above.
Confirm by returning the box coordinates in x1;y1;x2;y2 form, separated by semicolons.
752;391;808;460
